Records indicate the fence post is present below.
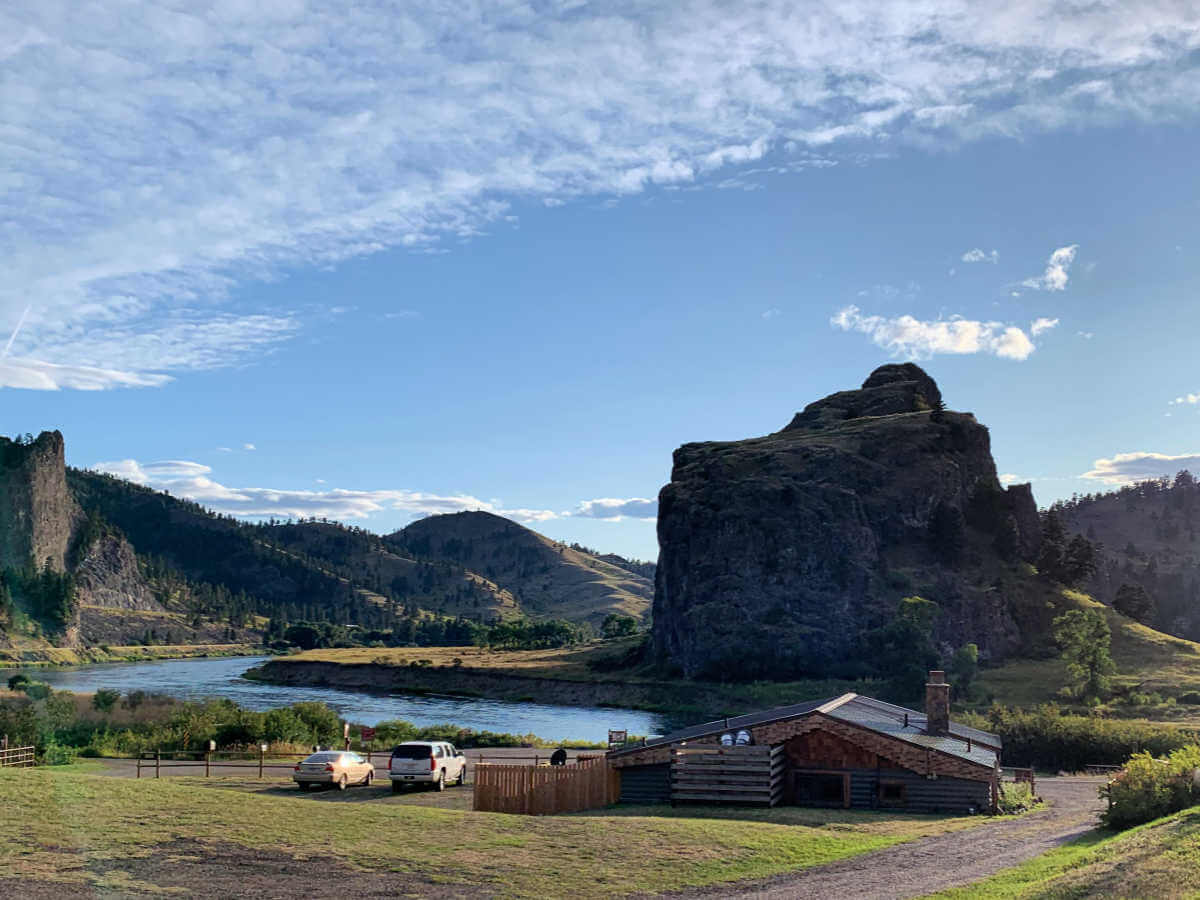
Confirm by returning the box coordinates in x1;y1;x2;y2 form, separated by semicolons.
136;754;141;779
258;745;265;779
155;749;160;779
204;750;210;778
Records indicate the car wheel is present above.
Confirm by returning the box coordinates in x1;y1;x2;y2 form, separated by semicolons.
364;770;374;786
337;775;348;792
456;766;466;786
434;770;445;792
298;783;310;792
391;781;402;794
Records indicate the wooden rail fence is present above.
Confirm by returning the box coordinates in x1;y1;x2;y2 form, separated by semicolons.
473;758;619;815
0;745;35;768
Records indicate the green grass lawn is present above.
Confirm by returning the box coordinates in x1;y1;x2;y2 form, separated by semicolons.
0;769;986;898
926;806;1200;899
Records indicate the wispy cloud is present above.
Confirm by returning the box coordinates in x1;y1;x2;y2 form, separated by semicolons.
1022;245;1079;291
1030;317;1059;336
961;248;999;264
1081;451;1200;485
90;458;561;523
1171;393;1200;406
573;498;658;521
89;458;652;525
831;306;1049;361
3;5;1196;388
761;308;782;320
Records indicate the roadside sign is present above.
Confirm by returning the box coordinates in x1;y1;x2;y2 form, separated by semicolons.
361;727;376;742
608;729;627;747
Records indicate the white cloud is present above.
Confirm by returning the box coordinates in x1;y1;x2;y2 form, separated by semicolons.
1030;317;1059;336
1171;393;1200;405
1022;245;1079;291
4;5;1197;388
0;357;171;391
1081;451;1200;485
242;443;256;451
573;498;659;521
831;306;1041;361
89;458;561;523
762;308;782;319
999;473;1022;485
961;248;999;264
1077;331;1095;340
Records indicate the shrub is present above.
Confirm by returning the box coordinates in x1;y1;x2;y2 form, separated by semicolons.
1102;745;1200;829
40;742;76;766
7;673;30;691
963;704;1200;770
997;782;1037;814
92;689;120;713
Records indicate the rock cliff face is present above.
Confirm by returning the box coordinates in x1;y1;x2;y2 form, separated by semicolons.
0;431;165;645
0;431;79;572
652;364;1042;679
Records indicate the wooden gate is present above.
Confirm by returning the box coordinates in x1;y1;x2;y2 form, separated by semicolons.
473;758;620;815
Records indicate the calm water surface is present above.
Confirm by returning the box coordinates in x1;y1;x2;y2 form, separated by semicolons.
1;655;663;743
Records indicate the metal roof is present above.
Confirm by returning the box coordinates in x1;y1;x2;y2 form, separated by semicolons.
609;692;1000;770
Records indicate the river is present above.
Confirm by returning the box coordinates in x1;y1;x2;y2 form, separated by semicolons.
1;655;664;744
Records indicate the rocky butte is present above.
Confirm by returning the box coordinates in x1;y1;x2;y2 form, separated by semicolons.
652;364;1043;680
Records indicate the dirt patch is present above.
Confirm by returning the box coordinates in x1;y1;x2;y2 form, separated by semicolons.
659;777;1107;900
1;839;493;899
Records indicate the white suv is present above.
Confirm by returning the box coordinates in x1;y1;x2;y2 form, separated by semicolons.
388;741;467;792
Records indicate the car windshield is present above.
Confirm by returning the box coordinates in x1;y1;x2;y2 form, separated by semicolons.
303;752;342;764
391;745;433;759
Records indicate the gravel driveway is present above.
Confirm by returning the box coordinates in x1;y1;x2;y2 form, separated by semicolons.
664;776;1106;899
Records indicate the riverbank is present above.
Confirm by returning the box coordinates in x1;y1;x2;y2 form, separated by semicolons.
246;642;872;722
0;642;260;667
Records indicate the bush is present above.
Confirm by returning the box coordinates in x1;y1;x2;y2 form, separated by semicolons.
1102;745;1200;829
997;782;1037;814
41;742;76;766
92;689;120;713
963;704;1200;770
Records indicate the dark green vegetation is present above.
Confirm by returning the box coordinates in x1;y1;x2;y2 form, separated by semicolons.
0;683;600;759
1102;744;1200;828
961;705;1199;770
268;615;590;651
0;769;985;898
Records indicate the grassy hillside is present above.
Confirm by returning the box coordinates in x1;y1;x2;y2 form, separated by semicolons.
0;641;257;666
932;805;1200;898
978;588;1200;725
0;768;984;897
389;511;652;625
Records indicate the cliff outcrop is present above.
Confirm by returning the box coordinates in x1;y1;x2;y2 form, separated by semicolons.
652;364;1042;679
0;431;79;572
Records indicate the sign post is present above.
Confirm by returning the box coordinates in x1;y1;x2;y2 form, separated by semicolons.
361;727;376;763
608;729;628;750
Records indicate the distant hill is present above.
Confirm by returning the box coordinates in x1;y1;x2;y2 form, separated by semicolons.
387;511;652;626
1058;472;1200;641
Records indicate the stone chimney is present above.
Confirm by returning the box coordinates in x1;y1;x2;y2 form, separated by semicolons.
925;670;950;736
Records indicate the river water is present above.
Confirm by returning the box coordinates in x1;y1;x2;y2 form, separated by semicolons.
1;655;664;744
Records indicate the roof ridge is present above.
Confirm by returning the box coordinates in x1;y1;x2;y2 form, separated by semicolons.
816;692;857;714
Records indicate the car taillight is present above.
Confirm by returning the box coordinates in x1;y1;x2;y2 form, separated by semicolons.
430;757;437;771
293;765;300;772
324;764;335;772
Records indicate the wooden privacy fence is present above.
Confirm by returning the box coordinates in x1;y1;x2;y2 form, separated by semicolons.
0;746;35;768
473;758;619;815
671;744;786;806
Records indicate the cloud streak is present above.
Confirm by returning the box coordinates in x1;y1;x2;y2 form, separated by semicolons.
3;3;1197;387
89;459;655;525
961;248;999;264
831;306;1052;361
1081;451;1200;485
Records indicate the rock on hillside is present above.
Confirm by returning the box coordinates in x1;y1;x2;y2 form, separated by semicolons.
388;511;652;626
653;364;1042;679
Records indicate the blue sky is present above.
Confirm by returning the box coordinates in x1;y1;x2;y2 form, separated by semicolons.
3;2;1200;559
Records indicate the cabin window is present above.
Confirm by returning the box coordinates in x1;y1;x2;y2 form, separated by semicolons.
878;781;907;807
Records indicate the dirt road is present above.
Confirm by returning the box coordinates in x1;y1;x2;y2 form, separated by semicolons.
666;776;1106;899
